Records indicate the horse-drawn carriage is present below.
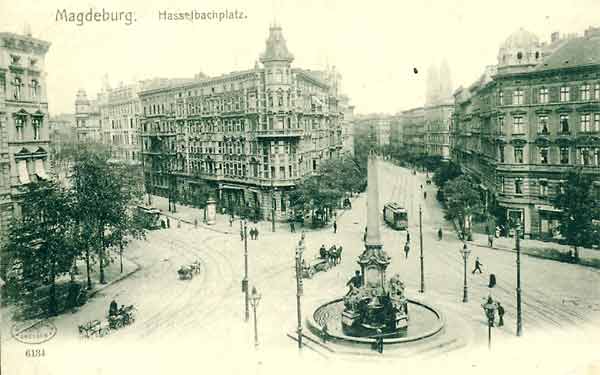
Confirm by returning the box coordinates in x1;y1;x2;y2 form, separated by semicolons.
178;261;201;280
301;246;342;279
78;305;137;338
301;258;331;279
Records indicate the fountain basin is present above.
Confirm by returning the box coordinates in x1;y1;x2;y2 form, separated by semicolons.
309;297;444;344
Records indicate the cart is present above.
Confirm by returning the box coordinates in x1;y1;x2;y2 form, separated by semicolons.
302;258;330;279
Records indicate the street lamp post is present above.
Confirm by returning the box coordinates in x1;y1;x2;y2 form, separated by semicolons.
295;238;305;349
271;178;276;232
419;204;425;293
243;219;249;322
482;296;497;350
460;243;471;303
250;286;262;348
515;223;523;337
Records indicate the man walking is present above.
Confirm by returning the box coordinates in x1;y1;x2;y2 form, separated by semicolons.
438;228;443;241
333;221;337;234
472;257;483;274
404;242;410;259
406;231;410;243
254;227;259;240
290;221;296;233
488;234;494;248
497;302;505;327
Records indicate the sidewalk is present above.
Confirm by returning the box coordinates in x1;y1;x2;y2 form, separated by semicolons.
1;250;140;340
148;194;361;236
469;231;600;268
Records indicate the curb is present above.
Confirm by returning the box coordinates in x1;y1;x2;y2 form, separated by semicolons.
87;252;143;299
468;241;600;269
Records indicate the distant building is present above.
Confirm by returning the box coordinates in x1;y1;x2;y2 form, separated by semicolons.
452;26;600;238
138;24;345;220
0;30;51;241
353;115;390;148
339;94;355;156
75;89;102;143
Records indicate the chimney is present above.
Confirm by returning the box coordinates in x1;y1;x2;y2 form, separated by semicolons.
551;31;560;43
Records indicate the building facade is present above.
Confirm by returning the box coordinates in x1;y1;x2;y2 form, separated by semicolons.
353;115;391;148
139;25;344;220
99;82;142;164
400;107;426;155
452;27;600;239
0;31;51;241
75;89;102;143
339;94;355;155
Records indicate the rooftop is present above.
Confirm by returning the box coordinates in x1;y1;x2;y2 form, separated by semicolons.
535;31;600;72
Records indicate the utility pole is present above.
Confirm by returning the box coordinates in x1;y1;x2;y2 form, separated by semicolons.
243;219;249;322
419;204;425;293
271;177;275;232
295;238;304;349
516;223;523;337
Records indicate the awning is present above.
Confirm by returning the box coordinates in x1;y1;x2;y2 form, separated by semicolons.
18;160;31;184
35;159;49;180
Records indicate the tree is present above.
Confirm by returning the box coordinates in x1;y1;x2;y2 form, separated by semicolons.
443;176;484;239
3;180;78;317
552;169;598;259
72;148;144;286
433;161;462;191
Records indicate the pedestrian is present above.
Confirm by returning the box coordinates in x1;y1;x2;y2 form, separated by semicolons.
423;191;427;200
472;257;483;274
229;216;233;227
488;273;496;288
336;246;343;265
329;245;337;267
333;221;337;234
109;299;118;317
322;322;329;343
404;242;410;258
166;217;170;228
420;184;423;190
194;218;198;228
290;221;295;233
497;302;505;327
438;228;443;241
254;227;259;240
488;234;494;248
406;231;410;243
177;219;181;228
240;228;244;241
376;328;384;353
319;244;327;259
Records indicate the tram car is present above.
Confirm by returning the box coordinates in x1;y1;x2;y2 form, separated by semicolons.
383;202;408;230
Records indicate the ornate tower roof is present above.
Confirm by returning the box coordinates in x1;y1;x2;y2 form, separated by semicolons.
259;24;294;64
497;28;543;73
75;89;89;105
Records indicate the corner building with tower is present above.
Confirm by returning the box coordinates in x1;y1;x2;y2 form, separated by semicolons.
139;25;345;221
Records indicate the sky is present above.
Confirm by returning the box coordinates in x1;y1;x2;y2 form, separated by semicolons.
1;0;599;116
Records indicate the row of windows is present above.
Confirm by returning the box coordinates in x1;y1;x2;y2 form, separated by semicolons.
2;76;40;101
498;113;600;134
499;83;600;105
14;115;43;141
498;144;600;166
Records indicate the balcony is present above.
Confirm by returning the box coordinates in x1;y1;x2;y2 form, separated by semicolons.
255;128;304;138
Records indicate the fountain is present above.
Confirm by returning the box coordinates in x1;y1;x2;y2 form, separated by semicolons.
309;151;444;346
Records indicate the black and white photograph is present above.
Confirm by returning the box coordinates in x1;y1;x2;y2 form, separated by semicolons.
1;1;599;374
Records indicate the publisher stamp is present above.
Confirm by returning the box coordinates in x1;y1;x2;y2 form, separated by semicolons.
11;320;57;345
